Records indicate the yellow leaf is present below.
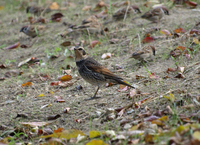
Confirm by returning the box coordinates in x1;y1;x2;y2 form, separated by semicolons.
38;94;45;97
58;75;72;82
50;90;54;94
193;37;199;44
0;6;4;10
174;125;189;134
89;130;101;138
151;120;165;126
86;139;108;145
158;116;168;122
41;129;85;140
164;93;175;102
130;125;138;131
193;131;200;141
160;29;171;36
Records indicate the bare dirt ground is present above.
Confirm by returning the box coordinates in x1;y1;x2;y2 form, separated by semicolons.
0;0;200;144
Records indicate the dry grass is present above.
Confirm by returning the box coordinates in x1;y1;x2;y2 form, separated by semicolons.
0;0;200;144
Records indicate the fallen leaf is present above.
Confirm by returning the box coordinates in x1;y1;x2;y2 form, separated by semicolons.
82;5;91;11
58;75;72;82
4;42;20;50
21;82;33;87
166;68;177;73
54;128;64;133
145;134;154;144
101;53;111;59
38;94;45;97
160;29;171;36
63;107;70;113
20;121;51;127
190;29;200;35
51;12;64;21
0;77;5;81
149;72;159;79
135;75;146;80
174;27;186;33
41;129;85;140
18;57;38;67
175;72;185;79
93;1;107;12
142;36;154;43
135;97;153;108
0;6;4;10
0;64;6;69
47;114;61;120
50;81;61;86
20;44;29;48
164;93;175;102
54;96;65;103
193;131;200;141
144;115;160;122
117;84;129;92
185;1;198;8
90;40;101;48
42;138;65;145
14;113;29;119
50;2;59;10
59;81;74;87
86;139;108;145
129;89;137;98
41;103;52;109
89;130;101;138
106;82;115;87
60;41;71;47
193;37;199;44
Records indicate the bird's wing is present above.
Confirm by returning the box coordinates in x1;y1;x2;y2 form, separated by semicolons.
84;57;122;80
29;25;36;32
132;50;145;56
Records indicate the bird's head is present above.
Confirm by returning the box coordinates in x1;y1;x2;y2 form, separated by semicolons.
74;46;87;61
20;26;28;32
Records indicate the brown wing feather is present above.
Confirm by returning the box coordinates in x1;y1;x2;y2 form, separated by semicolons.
132;50;144;56
84;57;122;80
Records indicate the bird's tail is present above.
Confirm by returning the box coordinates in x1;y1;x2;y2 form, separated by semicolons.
116;79;135;88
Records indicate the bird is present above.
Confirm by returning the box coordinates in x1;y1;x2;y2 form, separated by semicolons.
104;5;141;25
131;45;156;62
133;6;169;23
74;46;135;100
81;15;98;25
74;16;103;34
20;25;46;38
26;6;51;16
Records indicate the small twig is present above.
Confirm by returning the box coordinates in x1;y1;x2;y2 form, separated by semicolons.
123;1;130;21
137;33;141;49
40;2;52;17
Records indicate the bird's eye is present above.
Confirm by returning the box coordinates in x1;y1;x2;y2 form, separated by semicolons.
78;48;83;50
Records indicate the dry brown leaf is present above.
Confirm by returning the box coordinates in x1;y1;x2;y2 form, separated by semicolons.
82;5;91;11
47;114;61;120
4;42;20;50
50;2;59;10
20;121;51;127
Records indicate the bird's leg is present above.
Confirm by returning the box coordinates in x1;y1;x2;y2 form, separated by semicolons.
84;86;101;101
